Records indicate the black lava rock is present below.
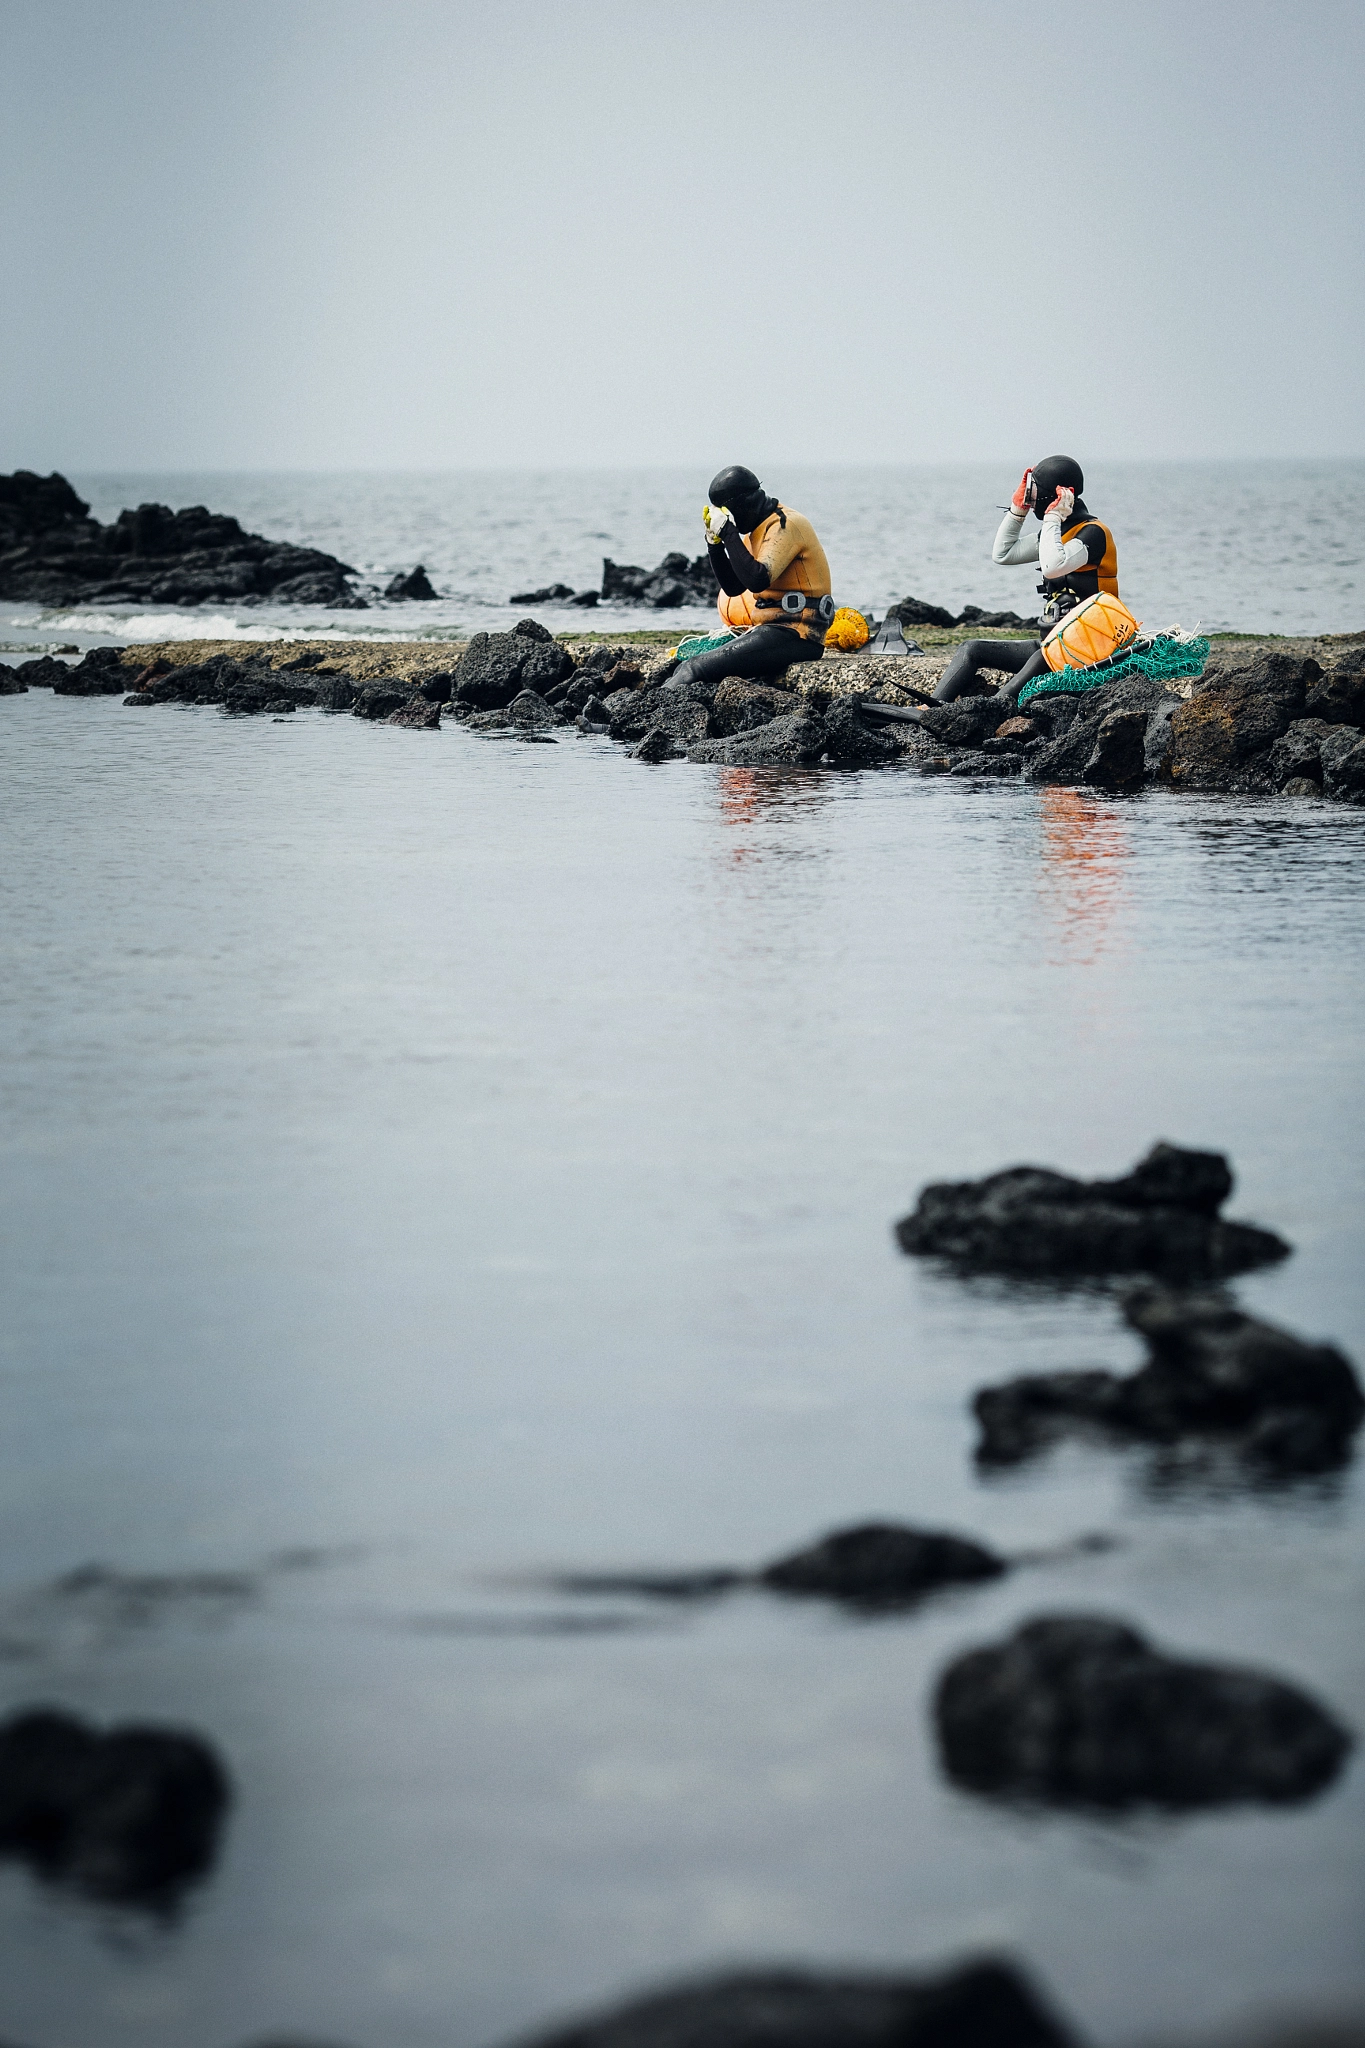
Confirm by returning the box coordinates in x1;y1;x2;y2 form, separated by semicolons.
0;469;367;609
52;645;133;694
0;1706;230;1905
452;627;574;710
1305;648;1365;728
1080;707;1148;792
386;696;442;728
1167;653;1319;790
607;682;710;747
895;1142;1289;1282
887;595;959;629
384;565;438;601
601;552;716;607
634;727;676;762
511;1959;1076;2048
975;1288;1365;1476
688;709;829;767
510;583;575;604
934;1614;1352;1809
761;1523;1007;1609
0;662;26;694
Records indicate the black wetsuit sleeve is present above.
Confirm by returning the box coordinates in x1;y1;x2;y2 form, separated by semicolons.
1077;523;1107;565
707;539;745;597
719;523;770;593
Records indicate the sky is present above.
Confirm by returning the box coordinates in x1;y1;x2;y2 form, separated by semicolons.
2;0;1362;471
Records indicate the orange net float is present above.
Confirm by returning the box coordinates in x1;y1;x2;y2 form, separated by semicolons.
1042;591;1142;673
717;589;759;631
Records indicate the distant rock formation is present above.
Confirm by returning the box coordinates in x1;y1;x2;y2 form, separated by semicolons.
0;470;367;608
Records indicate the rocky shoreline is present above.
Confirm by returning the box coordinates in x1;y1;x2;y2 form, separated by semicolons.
6;620;1364;801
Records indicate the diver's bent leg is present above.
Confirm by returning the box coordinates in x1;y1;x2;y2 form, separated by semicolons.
673;626;816;693
996;647;1051;705
933;638;1036;703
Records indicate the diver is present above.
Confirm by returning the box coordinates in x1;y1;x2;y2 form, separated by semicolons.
932;455;1119;703
668;466;834;692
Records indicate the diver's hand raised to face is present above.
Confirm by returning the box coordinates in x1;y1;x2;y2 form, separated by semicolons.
703;502;734;544
1044;484;1075;522
1010;468;1035;517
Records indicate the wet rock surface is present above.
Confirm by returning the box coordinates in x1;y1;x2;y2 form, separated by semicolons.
383;564;438;601
760;1523;1007;1608
601;552;716;608
934;1615;1352;1809
975;1289;1365;1475
510;1959;1076;2048
0;1706;230;1905
896;1142;1290;1282
0;469;366;608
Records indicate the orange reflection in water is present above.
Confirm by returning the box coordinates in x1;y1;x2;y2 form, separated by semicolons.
714;767;831;866
1037;786;1132;963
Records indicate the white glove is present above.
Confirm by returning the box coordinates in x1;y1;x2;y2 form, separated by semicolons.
703;502;733;544
1044;485;1075;524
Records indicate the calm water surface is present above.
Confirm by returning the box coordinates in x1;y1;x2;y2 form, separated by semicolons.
1;693;1363;2046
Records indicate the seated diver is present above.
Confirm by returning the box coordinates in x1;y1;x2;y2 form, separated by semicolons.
932;454;1120;703
668;465;834;692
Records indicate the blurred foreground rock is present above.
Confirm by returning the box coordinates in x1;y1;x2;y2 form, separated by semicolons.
935;1615;1352;1809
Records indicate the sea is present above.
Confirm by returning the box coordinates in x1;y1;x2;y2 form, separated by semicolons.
0;467;1363;2048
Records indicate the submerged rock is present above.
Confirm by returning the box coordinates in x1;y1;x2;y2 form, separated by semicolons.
509;1959;1077;2048
895;1142;1289;1282
0;1706;230;1905
934;1614;1352;1809
760;1523;1007;1608
711;678;797;736
975;1287;1364;1475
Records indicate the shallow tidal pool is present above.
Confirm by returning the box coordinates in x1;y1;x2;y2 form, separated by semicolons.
1;691;1363;2047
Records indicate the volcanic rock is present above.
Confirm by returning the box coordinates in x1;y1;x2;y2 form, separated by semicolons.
606;682;710;746
761;1524;1006;1608
634;727;677;763
1166;652;1318;789
386;696;442;728
709;680;796;736
1080;707;1148;791
601;552;716;607
0;1706;230;1905
0;663;26;694
510;1959;1077;2048
452;627;574;710
974;1287;1364;1475
510;583;575;604
1318;726;1365;804
384;565;438;601
934;1614;1352;1808
688;709;828;767
887;595;959;629
1262;719;1333;791
915;694;1015;749
1304;647;1365;727
895;1141;1289;1282
0;469;367;609
1023;677;1180;786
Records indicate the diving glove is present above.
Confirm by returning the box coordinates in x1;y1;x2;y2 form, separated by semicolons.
702;502;733;543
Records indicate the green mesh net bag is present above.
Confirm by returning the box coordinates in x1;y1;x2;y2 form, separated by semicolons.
673;630;736;661
1018;632;1211;708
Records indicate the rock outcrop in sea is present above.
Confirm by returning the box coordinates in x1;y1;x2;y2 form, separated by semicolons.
894;1141;1289;1282
974;1287;1365;1477
934;1614;1352;1809
0;470;367;608
0;1705;230;1906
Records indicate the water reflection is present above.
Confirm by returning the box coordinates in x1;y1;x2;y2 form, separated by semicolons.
1037;788;1132;963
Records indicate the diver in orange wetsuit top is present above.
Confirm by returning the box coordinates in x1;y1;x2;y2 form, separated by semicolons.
669;465;833;692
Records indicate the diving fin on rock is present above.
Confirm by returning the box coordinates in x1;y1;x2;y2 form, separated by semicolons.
865;615;925;657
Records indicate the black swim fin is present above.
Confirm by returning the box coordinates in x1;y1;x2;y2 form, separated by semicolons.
865;615;925;657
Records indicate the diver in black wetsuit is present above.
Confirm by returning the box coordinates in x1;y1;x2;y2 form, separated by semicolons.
932;455;1121;704
669;466;833;692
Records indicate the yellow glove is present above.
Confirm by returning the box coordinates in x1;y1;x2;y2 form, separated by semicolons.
702;502;733;544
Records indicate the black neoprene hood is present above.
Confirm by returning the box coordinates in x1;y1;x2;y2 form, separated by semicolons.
709;465;777;534
1030;455;1085;520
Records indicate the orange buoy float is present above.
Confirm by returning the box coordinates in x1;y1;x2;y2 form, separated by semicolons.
1042;590;1142;673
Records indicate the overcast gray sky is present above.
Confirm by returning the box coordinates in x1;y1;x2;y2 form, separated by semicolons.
3;0;1361;471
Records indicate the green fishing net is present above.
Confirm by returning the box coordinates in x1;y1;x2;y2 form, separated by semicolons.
1018;633;1210;707
674;630;735;661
